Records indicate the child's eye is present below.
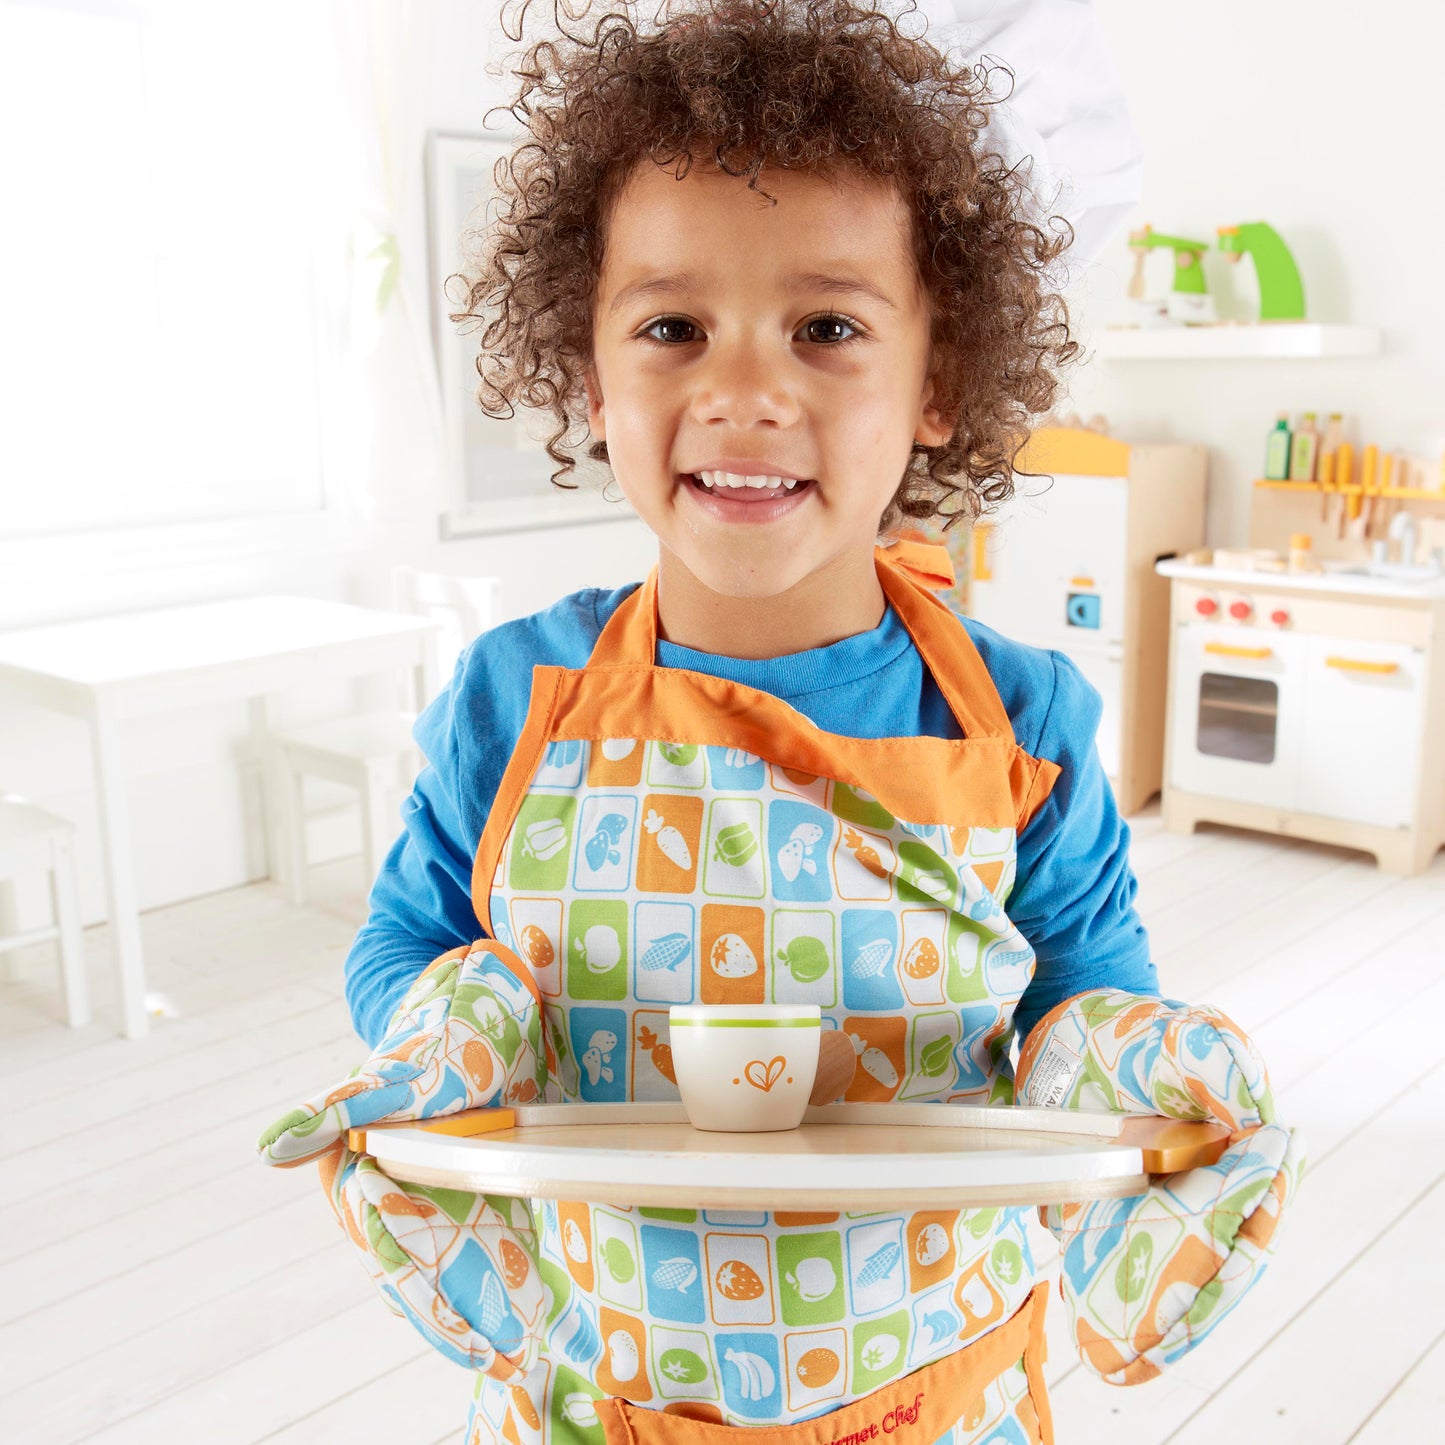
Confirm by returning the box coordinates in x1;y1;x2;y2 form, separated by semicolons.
640;316;700;345
800;313;862;345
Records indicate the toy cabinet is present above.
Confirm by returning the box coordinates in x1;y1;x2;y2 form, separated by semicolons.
1159;563;1445;874
1298;633;1427;830
967;428;1207;814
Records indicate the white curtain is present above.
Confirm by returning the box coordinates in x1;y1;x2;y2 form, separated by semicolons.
325;0;450;525
0;0;449;539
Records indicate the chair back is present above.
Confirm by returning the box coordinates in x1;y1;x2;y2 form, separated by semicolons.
392;568;502;700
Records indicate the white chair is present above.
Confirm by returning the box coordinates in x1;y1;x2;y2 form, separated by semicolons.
270;569;500;903
0;796;88;1028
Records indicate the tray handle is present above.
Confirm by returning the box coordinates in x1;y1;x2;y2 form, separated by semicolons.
347;1107;516;1155
1118;1115;1233;1174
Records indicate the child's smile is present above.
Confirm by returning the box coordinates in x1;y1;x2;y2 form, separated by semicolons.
683;466;813;521
586;161;951;657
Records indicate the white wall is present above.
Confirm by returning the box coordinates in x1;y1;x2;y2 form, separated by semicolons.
5;0;1437;943
1070;0;1445;544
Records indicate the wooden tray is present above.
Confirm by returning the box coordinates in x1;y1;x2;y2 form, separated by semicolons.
350;1103;1231;1210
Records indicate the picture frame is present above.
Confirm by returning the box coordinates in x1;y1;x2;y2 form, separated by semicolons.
425;130;629;538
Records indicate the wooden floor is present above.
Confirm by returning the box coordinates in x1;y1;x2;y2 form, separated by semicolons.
2;807;1442;1443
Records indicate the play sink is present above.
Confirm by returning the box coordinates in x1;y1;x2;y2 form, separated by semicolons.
1324;561;1445;583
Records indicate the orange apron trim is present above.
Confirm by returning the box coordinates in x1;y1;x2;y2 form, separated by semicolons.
593;1285;1053;1445
469;553;1062;927
545;670;1032;822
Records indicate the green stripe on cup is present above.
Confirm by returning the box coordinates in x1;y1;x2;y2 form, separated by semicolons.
669;1018;818;1028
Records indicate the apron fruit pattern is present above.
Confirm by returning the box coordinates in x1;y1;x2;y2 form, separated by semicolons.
452;551;1065;1443
258;547;1299;1445
493;741;1036;1108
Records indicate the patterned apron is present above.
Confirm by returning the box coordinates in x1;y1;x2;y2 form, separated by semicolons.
465;546;1063;1445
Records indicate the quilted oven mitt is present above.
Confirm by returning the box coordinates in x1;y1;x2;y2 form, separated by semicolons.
1015;989;1306;1386
257;939;557;1378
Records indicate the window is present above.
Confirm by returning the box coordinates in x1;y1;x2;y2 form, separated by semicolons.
0;0;353;539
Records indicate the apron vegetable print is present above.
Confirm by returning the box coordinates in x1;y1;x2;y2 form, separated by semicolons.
258;545;1302;1445
455;549;1058;1441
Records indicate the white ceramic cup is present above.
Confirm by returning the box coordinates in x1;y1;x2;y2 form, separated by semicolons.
668;1004;821;1132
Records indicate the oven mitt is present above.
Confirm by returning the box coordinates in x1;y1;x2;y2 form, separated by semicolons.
314;1132;548;1378
1015;989;1306;1385
257;938;551;1166
256;938;557;1377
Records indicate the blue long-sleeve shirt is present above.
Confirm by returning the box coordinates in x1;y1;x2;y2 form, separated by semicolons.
345;584;1157;1048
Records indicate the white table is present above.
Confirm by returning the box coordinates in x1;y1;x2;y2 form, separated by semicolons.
0;595;439;1038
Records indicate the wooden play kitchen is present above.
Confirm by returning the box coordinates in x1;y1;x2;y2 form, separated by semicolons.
1158;474;1445;872
1160;559;1445;865
967;425;1206;814
348;1101;1232;1210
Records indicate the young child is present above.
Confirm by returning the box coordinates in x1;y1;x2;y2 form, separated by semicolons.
260;4;1302;1442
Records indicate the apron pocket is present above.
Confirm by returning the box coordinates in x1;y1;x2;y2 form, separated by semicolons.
592;1284;1053;1445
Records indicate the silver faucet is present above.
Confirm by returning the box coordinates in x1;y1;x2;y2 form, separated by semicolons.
1388;509;1418;568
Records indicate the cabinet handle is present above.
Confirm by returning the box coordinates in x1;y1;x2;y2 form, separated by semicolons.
1325;656;1401;675
1203;643;1274;660
972;524;993;582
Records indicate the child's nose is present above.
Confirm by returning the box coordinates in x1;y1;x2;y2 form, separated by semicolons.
687;338;802;429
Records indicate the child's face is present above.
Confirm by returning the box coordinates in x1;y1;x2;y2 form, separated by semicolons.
586;161;951;605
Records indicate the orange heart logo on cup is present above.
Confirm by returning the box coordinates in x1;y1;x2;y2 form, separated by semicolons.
743;1056;787;1092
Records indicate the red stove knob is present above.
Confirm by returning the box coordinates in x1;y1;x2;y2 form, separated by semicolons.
1270;608;1290;626
1195;597;1219;616
1228;600;1253;619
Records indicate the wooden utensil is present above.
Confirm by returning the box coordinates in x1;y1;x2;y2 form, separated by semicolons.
809;1028;859;1104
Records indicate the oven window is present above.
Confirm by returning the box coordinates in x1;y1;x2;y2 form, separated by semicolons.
1197;672;1278;764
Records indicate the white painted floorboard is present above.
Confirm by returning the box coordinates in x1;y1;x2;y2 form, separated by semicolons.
1;806;1442;1444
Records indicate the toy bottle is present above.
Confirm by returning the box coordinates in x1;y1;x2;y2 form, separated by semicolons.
1288;532;1320;573
1289;413;1319;482
1265;415;1292;480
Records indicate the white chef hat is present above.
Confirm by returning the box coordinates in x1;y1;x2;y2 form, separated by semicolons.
904;0;1144;289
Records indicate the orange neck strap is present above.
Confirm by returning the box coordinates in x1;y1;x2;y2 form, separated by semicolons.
587;545;1011;741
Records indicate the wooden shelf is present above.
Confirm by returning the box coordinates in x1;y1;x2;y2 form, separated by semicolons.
1254;479;1445;501
1098;323;1382;360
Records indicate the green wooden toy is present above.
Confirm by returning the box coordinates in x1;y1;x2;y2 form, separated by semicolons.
1127;225;1216;322
1217;222;1306;321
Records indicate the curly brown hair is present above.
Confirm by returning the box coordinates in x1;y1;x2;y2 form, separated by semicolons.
454;0;1077;528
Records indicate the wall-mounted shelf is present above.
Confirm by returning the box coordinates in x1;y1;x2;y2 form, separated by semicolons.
1254;479;1445;501
1098;323;1382;360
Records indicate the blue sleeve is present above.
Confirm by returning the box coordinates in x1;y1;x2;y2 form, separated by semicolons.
342;587;634;1046
343;654;487;1048
1008;651;1159;1049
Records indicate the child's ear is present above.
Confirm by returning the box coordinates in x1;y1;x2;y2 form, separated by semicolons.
914;373;953;449
584;365;606;441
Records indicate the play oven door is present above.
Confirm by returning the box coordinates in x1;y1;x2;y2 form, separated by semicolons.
1168;623;1307;809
